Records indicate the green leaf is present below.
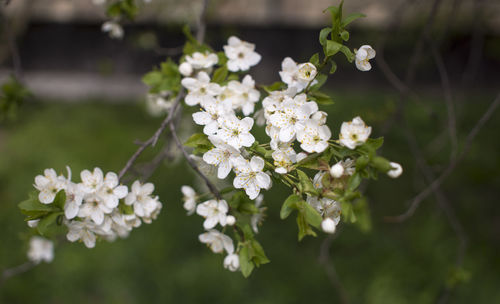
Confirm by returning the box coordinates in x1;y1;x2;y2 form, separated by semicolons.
371;156;392;173
0;76;31;121
250;240;270;266
309;74;327;92
340;46;355;63
303;202;322;228
319;28;332;46
296;170;319;196
295;153;321;170
340;30;350;41
262;81;286;93
212;65;228;84
52;190;66;210
239;245;255;278
340;201;356;223
217;51;228;66
347;173;362;192
341;13;366;27
280;194;302;219
308;90;334;105
184;133;211;148
329;60;337;74
296;212;316;241
182;24;198;45
309;53;320;67
18;195;58;215
325;40;343;57
37;212;65;237
352;198;372;232
358;137;384;155
106;0;138;20
356;155;370;171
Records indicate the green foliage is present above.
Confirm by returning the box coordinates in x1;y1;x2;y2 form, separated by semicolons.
184;132;213;154
212;65;229;84
106;0;139;20
142;59;181;94
280;194;302;219
296;170;319;196
0;77;31;121
18;190;67;237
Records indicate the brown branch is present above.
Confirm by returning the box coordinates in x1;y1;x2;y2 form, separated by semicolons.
118;91;183;181
196;0;209;44
386;92;500;222
168;118;221;200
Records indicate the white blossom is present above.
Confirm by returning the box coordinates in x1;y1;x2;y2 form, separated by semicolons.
226;215;236;226
97;172;128;209
199;229;234;254
185;51;218;70
181;185;197;215
330;162;344;178
226;75;260;115
66;219;98;249
179;62;193;76
296;120;331;153
216;115;255;149
279;57;317;92
27;236;54;263
272;146;297;174
223;253;240;271
196;199;229;229
321;218;337;234
232;156;271;200
203;136;240;179
125;181;160;220
192;99;232;135
181;71;222;106
355;45;376;71
387;162;403;178
223;36;261;72
339;116;371;149
33;168;65;204
101;21;123;39
269;96;318;142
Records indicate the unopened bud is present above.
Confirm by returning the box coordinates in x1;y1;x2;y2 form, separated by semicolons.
321;218;336;234
329;162;344;178
226;215;236;226
387;162;403;178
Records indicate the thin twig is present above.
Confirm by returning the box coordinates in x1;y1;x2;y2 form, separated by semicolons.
196;0;209;44
168;118;221;200
118;91;183;181
386;93;500;222
427;36;458;158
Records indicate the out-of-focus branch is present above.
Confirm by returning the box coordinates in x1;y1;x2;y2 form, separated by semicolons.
118;91;183;181
2;7;23;81
318;232;349;304
0;261;36;288
386;92;500;222
427;36;458;158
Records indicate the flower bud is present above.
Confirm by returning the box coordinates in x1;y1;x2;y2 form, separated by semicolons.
27;219;40;228
223;253;240;272
321;218;337;234
179;62;193;76
226;215;236;226
387;162;403;178
329;162;344;178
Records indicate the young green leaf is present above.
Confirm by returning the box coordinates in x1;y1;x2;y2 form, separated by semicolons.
319;28;332;46
325;40;343;57
212;65;228;84
303;202;322;228
239;245;255;278
341;13;366;28
280;194;302;219
296;170;319;196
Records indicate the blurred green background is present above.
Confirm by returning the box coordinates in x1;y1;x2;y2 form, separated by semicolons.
0;89;498;303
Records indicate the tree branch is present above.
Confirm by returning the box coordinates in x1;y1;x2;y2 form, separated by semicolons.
386;92;500;222
0;261;36;288
318;231;349;304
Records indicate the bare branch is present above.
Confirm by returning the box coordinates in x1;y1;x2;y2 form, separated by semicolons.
386;93;500;222
168;118;221;200
196;0;209;44
118;91;183;181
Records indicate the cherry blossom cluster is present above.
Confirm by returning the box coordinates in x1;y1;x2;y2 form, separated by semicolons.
25;167;162;250
172;30;401;276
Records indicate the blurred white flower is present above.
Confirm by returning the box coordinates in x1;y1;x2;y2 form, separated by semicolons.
199;229;234;254
387;162;403;178
223;253;240;271
223;36;261;72
232;156;271;200
101;21;124;40
27;236;54;263
181;185;197;215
